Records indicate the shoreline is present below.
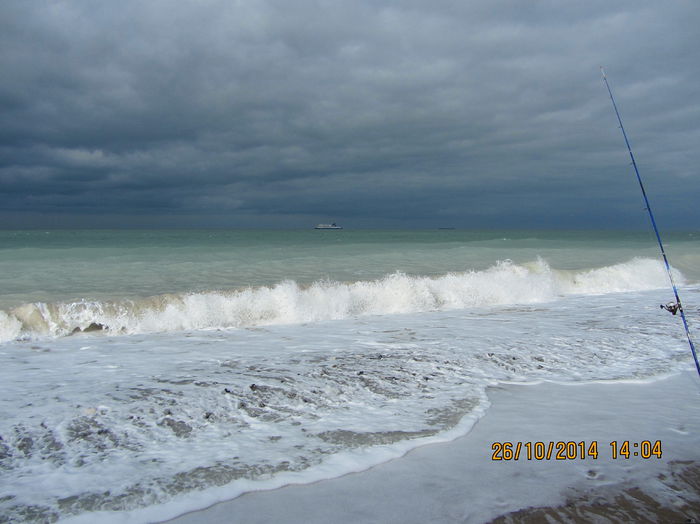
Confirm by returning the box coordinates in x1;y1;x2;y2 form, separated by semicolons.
163;370;700;524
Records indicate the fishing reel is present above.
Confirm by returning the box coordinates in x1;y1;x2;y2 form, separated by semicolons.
660;302;681;315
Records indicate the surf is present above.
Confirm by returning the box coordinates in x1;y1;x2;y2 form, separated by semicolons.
0;257;681;343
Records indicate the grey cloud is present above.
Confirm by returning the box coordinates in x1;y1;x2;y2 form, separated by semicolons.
1;0;698;229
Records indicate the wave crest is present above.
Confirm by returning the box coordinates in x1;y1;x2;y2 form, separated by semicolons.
0;257;680;342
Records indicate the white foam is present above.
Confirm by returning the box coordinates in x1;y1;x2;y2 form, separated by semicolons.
160;371;700;524
0;257;678;342
556;257;684;294
0;310;21;341
0;285;693;523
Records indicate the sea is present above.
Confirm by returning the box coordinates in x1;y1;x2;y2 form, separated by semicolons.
0;229;698;523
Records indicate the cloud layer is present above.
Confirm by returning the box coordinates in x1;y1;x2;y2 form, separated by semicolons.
1;1;699;228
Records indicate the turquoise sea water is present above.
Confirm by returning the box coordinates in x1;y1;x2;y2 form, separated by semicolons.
1;229;698;309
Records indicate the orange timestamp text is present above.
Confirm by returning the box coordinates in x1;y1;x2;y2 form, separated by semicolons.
491;440;662;461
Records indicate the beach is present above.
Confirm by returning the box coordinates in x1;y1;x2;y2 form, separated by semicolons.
164;371;700;524
1;230;699;523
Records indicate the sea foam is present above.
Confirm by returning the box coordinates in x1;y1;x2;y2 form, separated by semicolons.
0;257;681;342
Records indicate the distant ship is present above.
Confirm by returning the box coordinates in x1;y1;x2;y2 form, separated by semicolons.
314;223;343;230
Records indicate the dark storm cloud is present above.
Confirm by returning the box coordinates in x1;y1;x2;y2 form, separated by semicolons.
1;0;698;229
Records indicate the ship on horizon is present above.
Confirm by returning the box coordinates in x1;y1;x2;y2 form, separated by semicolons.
314;222;343;230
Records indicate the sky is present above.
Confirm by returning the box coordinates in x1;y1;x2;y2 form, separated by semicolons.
1;1;699;230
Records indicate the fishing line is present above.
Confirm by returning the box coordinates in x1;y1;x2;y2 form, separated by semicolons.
601;67;700;376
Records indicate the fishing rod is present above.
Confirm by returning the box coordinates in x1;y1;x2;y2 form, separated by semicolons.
601;67;700;377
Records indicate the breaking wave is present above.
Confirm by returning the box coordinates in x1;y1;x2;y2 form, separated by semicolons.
0;257;681;342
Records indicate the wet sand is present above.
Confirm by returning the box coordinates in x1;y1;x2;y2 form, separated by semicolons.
492;460;700;523
165;370;700;524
